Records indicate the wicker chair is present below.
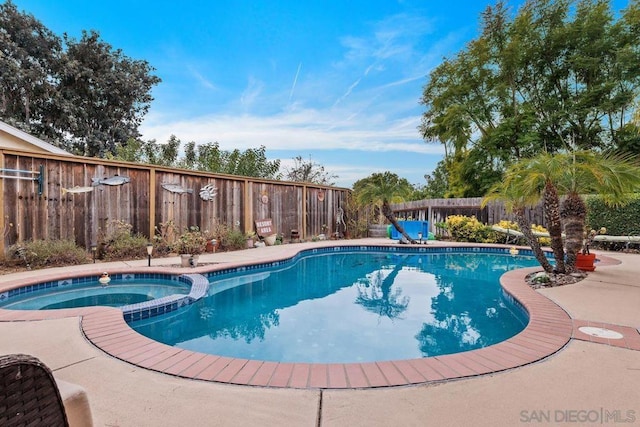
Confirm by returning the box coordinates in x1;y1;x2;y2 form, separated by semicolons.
1;354;70;427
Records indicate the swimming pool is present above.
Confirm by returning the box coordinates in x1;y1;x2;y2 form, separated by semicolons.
130;249;540;363
0;276;191;310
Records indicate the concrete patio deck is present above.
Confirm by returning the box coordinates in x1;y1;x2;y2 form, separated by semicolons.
1;239;639;426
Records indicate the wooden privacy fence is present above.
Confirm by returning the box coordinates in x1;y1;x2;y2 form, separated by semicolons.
391;197;546;236
0;149;350;252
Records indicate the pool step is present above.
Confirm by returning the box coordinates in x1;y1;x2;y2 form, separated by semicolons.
121;274;209;322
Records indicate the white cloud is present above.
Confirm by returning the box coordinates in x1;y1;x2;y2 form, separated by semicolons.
338;13;435;66
139;11;457;187
295;162;433;189
141;107;443;155
329;165;380;188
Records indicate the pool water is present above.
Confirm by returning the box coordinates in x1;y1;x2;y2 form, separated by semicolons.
0;279;191;310
131;251;538;363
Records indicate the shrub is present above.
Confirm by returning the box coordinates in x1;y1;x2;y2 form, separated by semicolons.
100;220;150;261
531;224;551;246
348;215;368;239
445;215;496;243
495;220;518;230
586;194;640;251
220;228;247;251
344;197;368;238
491;220;550;246
492;220;522;244
153;220;179;256
434;221;449;239
207;222;231;244
173;226;208;255
8;239;89;269
586;195;640;236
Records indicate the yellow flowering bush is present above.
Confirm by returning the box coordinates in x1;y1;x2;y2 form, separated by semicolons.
496;220;518;230
445;215;496;243
491;220;551;246
531;224;551;246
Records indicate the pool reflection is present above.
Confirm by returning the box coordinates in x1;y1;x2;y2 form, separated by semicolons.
130;252;536;363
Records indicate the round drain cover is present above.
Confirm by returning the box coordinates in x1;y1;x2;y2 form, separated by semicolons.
578;326;624;339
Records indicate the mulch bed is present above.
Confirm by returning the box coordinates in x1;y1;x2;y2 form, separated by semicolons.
526;270;587;289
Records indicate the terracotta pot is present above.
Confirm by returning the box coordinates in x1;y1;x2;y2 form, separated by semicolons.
205;239;218;253
576;253;596;271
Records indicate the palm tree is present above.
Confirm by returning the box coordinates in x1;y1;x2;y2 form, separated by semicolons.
488;150;640;273
553;151;640;271
355;258;410;320
489;154;567;273
354;172;416;243
484;179;555;273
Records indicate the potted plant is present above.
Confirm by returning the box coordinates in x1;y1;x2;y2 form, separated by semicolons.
202;229;219;253
205;238;217;253
174;226;208;267
246;231;256;248
576;227;606;271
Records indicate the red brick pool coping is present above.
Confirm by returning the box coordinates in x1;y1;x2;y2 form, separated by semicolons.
1;249;636;389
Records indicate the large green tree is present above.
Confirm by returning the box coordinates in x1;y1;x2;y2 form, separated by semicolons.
421;0;640;197
181;141;281;179
353;172;416;243
111;136;282;179
283;155;337;185
56;30;160;156
108;136;180;166
0;0;61;138
413;160;449;199
0;1;161;156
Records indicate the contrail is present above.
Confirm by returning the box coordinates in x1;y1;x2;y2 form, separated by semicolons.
333;78;361;107
289;62;302;101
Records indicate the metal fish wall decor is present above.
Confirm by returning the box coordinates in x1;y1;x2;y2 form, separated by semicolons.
91;175;130;186
161;183;194;194
61;186;94;195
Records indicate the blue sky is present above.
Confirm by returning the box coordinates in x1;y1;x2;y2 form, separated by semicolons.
9;0;629;188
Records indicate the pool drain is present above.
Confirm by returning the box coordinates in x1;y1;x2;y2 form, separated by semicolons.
578;326;624;339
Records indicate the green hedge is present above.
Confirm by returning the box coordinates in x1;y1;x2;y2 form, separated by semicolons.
586;194;640;251
586;194;640;236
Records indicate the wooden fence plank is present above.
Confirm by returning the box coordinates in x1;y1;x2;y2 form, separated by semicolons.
391;198;546;236
0;150;350;252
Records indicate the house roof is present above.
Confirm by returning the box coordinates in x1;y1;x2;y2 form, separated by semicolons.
0;120;71;156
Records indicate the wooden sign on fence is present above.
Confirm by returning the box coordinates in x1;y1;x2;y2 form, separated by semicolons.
255;218;274;236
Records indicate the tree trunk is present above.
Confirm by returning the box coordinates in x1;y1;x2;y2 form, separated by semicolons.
514;207;554;273
560;193;587;273
543;181;566;273
382;202;416;243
